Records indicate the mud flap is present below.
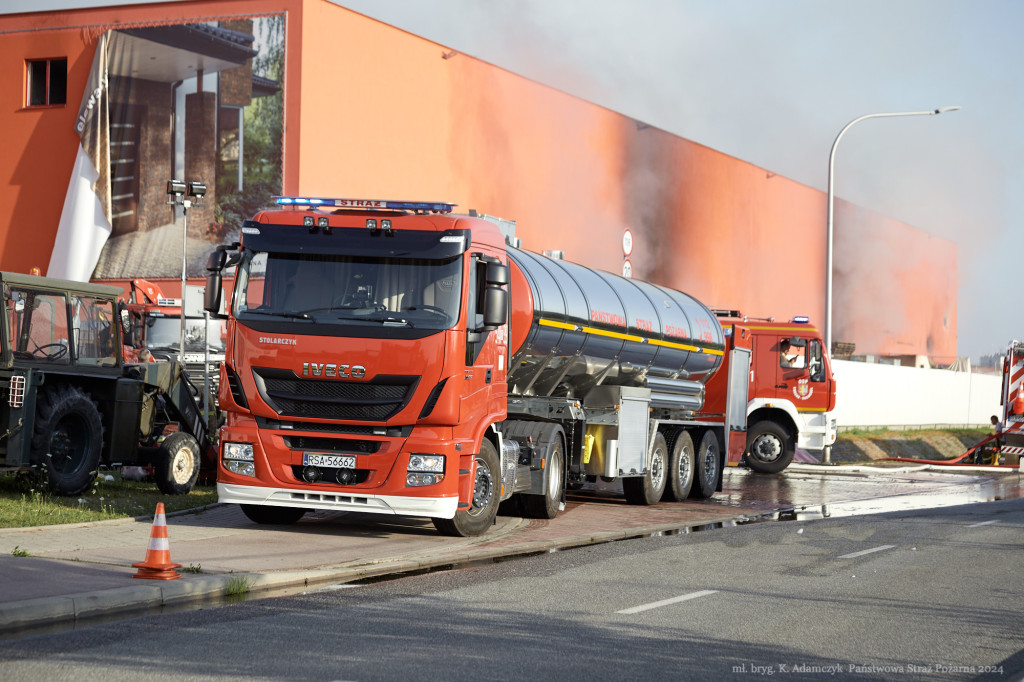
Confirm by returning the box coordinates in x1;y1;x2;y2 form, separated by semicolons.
456;453;478;511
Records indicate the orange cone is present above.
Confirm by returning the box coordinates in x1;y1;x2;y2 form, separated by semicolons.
132;503;182;580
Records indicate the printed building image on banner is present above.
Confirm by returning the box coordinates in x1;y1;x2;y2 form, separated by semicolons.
54;16;284;281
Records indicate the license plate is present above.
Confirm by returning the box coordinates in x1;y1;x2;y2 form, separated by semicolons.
303;453;356;469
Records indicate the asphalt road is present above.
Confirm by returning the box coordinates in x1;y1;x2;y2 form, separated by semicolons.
1;497;1021;681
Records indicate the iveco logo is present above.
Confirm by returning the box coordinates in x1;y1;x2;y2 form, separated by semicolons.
302;362;366;379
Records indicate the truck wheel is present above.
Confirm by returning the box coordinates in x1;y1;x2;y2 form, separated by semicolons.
623;432;668;505
745;421;795;474
32;385;103;496
521;437;564;519
434;439;500;537
155;432;201;495
691;430;720;499
662;431;695;501
240;504;307;524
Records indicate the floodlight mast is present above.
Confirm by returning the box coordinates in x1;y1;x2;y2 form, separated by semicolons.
166;180;206;364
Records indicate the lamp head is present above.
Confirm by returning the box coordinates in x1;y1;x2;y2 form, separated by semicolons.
187;181;207;199
166;179;186;196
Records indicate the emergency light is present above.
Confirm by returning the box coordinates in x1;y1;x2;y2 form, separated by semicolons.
275;197;456;213
792;316;810;324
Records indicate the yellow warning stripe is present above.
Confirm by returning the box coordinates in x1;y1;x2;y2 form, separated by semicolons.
538;318;724;356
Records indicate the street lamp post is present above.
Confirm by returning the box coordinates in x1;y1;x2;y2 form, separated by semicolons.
824;106;961;353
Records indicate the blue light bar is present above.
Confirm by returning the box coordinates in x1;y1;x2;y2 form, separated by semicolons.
274;197;456;213
792;316;810;324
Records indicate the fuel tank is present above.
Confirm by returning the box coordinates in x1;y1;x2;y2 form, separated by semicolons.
506;248;724;410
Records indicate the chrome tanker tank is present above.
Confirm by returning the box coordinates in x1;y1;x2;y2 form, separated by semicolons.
505;248;725;411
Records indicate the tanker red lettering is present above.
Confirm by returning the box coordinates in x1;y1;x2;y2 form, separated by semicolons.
665;325;689;338
590;309;626;327
634;318;654;332
697;318;714;343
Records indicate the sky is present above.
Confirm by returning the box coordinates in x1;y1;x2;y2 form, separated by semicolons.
4;0;1022;360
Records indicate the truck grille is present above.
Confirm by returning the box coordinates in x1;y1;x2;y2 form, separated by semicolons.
252;368;419;421
282;435;381;454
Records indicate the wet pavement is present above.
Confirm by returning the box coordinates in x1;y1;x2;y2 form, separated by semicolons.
1;462;1021;634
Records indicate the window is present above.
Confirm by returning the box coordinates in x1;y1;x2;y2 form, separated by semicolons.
26;58;67;107
779;337;807;370
6;288;70;364
72;296;116;365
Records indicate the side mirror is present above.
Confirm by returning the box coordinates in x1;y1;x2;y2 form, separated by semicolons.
481;262;508;330
485;261;509;286
204;272;222;314
207;249;227;272
482;288;507;329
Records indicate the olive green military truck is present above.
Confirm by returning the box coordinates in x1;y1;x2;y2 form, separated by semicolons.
0;271;212;496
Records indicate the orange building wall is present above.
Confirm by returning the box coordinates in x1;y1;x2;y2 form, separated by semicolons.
0;0;958;359
834;201;958;360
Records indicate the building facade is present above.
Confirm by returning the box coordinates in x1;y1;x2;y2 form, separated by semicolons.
0;0;958;359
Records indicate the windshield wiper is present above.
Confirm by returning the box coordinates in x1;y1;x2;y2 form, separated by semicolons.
242;309;315;321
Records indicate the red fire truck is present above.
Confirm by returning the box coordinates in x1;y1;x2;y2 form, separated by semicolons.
988;340;1024;464
202;197;831;536
707;313;838;473
122;278;225;414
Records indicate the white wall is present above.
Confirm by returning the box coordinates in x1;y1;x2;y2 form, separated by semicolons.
832;360;1002;429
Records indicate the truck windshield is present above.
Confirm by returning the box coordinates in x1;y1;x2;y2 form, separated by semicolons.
145;316;226;353
233;251;463;330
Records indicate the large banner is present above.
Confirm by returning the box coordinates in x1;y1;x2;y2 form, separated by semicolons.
49;32;122;281
52;17;284;282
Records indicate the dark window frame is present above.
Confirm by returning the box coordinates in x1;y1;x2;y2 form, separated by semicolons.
25;57;68;108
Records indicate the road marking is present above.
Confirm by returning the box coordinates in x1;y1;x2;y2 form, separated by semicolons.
967;520;998;528
838;544;895;559
616;590;718;614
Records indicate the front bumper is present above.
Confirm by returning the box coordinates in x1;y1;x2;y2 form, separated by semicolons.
218;482;459;519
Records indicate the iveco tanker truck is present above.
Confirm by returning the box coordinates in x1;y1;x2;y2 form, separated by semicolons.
203;196;828;536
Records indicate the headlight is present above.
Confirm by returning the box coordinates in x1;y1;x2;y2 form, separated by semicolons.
406;454;444;486
408;454;444;473
223;442;255;477
225;461;256;477
224;442;254;461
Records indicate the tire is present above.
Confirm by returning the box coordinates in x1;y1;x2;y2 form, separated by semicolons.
240;504;307;525
32;385;104;496
745;421;795;474
520;436;564;519
691;430;720;499
662;431;695;501
433;439;500;537
623;432;668;505
155;431;201;495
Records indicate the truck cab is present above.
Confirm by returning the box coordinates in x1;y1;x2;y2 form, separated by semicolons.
715;312;838;472
123;279;225;410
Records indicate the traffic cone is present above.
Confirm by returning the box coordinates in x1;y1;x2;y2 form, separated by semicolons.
132;503;182;580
